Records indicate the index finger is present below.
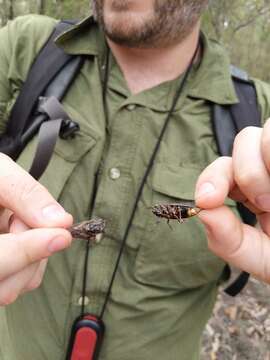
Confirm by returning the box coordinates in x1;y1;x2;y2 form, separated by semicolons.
0;153;73;228
0;227;72;281
198;206;270;284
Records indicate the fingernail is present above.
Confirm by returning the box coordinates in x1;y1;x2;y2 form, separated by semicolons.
196;182;216;199
48;236;70;253
42;204;67;221
256;194;270;211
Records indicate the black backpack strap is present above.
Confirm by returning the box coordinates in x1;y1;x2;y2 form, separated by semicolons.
213;66;261;157
1;20;84;161
29;96;79;180
230;66;261;131
223;271;250;297
212;65;261;296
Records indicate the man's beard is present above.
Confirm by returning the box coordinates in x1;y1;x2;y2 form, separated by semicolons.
91;0;208;48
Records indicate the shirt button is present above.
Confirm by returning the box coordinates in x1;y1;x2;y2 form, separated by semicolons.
126;104;136;111
77;296;90;306
109;167;121;180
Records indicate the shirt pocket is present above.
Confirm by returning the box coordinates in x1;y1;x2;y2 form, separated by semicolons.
16;131;97;200
134;163;231;291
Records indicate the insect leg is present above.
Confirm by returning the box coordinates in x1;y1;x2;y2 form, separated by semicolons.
177;209;184;224
166;219;174;230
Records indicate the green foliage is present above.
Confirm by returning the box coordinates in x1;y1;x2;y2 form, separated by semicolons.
203;0;270;81
0;0;90;22
42;0;90;19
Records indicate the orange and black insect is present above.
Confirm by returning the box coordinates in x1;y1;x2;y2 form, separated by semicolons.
151;202;201;224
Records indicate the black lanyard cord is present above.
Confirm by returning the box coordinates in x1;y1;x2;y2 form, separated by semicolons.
79;38;200;320
98;40;201;319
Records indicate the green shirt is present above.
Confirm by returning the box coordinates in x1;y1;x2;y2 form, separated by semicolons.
0;14;270;360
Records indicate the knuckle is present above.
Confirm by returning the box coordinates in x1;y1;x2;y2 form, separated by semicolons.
219;155;231;162
17;237;36;265
233;131;243;148
207;238;216;253
0;152;12;164
234;126;262;148
18;180;47;203
261;130;270;152
237;126;260;138
261;135;269;152
25;276;43;292
0;291;18;306
216;156;232;171
234;126;252;145
206;156;232;176
0;209;12;234
235;170;260;189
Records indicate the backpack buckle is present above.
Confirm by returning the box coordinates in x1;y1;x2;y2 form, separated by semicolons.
37;96;80;139
60;119;80;139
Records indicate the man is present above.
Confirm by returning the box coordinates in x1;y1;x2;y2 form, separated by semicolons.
0;0;270;359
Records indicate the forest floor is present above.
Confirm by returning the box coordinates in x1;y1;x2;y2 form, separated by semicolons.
201;271;270;360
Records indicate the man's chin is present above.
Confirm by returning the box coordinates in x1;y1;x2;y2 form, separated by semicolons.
104;29;143;48
104;11;145;26
103;14;148;45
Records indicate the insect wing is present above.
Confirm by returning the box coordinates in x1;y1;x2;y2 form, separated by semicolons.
169;201;196;209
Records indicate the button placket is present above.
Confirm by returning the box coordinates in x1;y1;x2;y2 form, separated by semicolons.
93;98;142;243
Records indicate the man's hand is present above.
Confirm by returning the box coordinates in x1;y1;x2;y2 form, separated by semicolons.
195;119;270;284
0;153;73;306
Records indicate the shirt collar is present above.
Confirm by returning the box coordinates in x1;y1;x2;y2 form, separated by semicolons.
55;15;104;56
56;17;238;107
187;33;238;105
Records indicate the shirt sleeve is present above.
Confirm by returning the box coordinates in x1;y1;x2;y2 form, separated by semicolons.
0;15;57;134
253;78;270;125
0;22;12;134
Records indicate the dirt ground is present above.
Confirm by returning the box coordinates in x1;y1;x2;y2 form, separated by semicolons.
201;271;270;360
